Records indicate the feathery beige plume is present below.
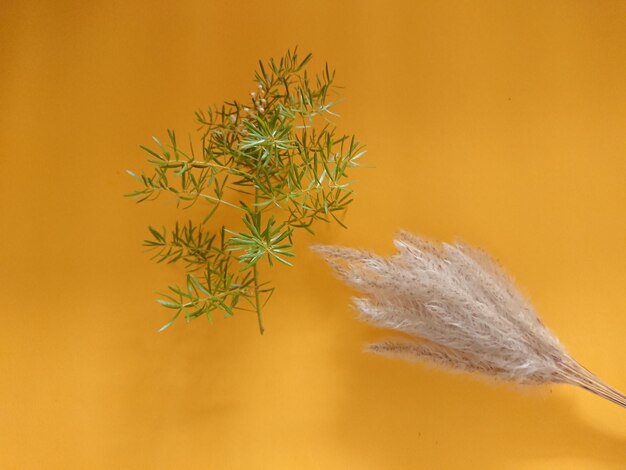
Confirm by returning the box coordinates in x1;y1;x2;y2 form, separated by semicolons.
313;231;626;409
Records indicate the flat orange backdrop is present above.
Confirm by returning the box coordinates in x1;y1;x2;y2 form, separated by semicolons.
2;1;625;469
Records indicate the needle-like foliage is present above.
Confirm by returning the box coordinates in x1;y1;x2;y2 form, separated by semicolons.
128;49;365;333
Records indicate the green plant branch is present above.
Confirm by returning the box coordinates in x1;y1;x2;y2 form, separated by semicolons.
127;48;365;333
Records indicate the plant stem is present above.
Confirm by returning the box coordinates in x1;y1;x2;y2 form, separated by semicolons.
559;359;626;409
253;187;265;334
253;263;264;334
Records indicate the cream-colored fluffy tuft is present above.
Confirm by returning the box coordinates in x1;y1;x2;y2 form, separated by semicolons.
313;231;626;409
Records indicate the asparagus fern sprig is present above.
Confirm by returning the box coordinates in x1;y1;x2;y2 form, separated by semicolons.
128;49;365;333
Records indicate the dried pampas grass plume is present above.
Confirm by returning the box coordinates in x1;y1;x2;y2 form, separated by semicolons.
313;231;626;409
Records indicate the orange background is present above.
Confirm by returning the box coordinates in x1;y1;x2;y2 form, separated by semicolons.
2;1;626;468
